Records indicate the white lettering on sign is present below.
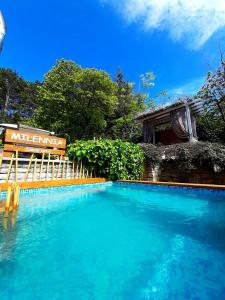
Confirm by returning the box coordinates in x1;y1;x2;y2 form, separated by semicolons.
11;132;63;146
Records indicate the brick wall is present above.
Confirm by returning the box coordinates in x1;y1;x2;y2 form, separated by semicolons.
144;159;225;185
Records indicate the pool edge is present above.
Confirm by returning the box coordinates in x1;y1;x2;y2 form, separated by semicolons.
117;180;225;190
0;178;107;191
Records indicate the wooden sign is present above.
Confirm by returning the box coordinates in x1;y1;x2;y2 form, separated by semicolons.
3;129;66;158
4;129;66;149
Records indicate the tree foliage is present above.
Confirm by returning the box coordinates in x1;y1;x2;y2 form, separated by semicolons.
68;139;144;180
33;60;117;141
0;68;39;123
0;60;160;143
197;59;225;143
108;68;146;141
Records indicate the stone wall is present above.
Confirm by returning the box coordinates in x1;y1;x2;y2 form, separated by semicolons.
144;159;225;185
0;157;80;183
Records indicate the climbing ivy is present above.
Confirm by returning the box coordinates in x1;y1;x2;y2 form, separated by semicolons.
68;139;144;180
140;142;225;172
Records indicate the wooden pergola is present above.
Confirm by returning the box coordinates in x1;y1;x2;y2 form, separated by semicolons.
135;99;204;145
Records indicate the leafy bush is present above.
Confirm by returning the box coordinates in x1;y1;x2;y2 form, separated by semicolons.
139;143;163;167
140;142;225;172
68;139;144;180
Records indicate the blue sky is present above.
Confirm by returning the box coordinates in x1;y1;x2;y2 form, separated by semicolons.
1;0;225;104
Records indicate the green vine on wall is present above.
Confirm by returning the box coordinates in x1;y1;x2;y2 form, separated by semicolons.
140;142;225;172
68;139;144;180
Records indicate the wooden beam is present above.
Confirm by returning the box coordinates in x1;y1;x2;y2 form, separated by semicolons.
24;154;34;182
6;154;14;182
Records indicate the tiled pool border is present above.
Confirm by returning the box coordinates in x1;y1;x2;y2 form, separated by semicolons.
0;182;113;200
1;180;225;201
115;181;225;196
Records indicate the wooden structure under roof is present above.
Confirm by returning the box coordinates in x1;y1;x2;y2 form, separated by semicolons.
135;99;204;145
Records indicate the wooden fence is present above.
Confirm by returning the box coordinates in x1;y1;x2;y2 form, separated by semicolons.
0;154;93;183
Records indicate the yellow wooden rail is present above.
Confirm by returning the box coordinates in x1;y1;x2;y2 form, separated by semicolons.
0;183;21;216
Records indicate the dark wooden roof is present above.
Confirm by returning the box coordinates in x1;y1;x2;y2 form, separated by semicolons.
135;98;204;125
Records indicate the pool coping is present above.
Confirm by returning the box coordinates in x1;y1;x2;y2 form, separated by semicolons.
117;180;225;190
0;178;106;192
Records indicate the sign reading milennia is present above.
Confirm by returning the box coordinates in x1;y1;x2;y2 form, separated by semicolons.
4;129;66;149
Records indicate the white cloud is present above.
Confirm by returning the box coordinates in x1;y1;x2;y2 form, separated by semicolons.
102;0;225;49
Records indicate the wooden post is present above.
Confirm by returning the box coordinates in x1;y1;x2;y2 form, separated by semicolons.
152;126;156;145
76;162;79;179
62;160;65;179
72;161;75;179
15;150;18;182
24;154;34;182
80;161;83;179
6;153;14;182
0;154;3;173
39;154;44;181
66;161;69;179
52;160;55;180
82;167;85;179
46;153;50;180
56;160;62;180
32;158;37;181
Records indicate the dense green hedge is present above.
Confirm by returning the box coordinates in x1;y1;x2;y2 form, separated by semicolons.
68;139;144;180
140;142;225;172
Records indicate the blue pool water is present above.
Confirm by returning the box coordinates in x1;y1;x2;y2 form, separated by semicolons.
0;182;225;300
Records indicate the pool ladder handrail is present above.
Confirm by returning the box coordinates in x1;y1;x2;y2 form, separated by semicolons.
0;183;20;217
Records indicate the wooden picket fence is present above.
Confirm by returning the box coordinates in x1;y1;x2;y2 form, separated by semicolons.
0;153;101;217
0;153;93;183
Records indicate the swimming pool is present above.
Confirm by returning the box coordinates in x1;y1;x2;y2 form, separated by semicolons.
0;182;225;300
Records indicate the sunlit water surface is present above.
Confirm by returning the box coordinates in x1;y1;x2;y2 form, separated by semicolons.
0;183;225;300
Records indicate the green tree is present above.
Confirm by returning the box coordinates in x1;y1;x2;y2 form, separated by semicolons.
33;59;117;141
139;72;169;109
0;68;39;123
108;68;146;141
197;59;225;143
